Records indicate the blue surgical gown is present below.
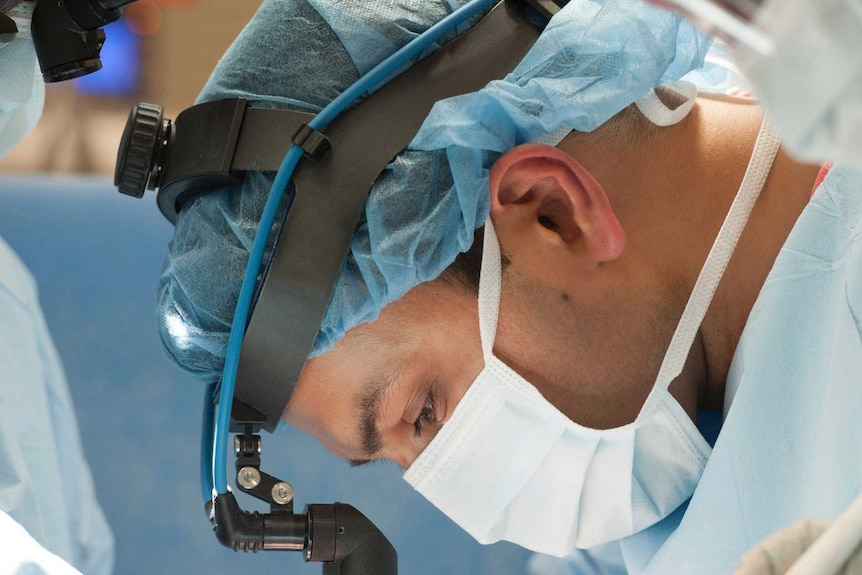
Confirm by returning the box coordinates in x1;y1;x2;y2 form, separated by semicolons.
0;236;114;574
530;165;862;575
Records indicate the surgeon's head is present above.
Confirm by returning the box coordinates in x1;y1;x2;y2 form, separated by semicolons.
158;0;735;553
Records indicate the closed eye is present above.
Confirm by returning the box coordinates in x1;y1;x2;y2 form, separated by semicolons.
413;392;437;437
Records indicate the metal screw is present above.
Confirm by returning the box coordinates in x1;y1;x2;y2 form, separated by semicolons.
237;466;261;490
271;482;295;505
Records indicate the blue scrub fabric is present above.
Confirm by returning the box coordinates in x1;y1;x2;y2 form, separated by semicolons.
0;237;114;574
529;165;862;574
626;164;862;575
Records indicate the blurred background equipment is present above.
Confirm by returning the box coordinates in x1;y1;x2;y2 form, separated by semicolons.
0;0;258;175
647;0;862;170
29;0;127;83
646;0;771;54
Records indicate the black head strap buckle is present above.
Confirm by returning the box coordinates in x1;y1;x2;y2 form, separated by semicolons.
293;124;331;162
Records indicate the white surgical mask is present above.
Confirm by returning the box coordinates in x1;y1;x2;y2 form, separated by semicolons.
0;1;44;160
404;117;781;556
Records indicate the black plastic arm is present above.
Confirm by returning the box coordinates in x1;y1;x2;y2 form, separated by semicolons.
309;504;398;575
209;492;307;553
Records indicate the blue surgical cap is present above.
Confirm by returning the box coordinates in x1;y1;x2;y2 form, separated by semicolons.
158;0;710;381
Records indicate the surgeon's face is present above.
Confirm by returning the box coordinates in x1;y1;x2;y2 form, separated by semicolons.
285;281;485;468
284;143;701;469
285;246;691;469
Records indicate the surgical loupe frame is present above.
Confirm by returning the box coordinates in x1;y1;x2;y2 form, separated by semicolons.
115;0;559;572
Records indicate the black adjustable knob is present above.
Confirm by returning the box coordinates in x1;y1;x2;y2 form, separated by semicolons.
115;103;171;198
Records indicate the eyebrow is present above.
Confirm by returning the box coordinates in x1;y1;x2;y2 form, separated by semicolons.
349;367;400;467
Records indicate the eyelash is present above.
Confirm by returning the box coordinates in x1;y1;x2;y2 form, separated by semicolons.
413;392;437;437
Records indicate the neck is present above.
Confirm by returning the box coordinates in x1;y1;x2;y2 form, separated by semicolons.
692;98;819;410
562;95;819;413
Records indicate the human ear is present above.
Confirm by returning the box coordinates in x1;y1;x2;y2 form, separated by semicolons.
489;143;625;263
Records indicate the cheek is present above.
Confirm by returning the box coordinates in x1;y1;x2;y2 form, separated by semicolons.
436;339;485;422
494;275;661;429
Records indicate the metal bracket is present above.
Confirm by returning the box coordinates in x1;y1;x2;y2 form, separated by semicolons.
233;423;295;513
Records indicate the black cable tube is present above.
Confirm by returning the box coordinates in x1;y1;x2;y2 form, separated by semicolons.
210;492;307;553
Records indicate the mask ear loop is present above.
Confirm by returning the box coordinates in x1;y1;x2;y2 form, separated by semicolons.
478;219;503;361
635;80;698;127
504;82;694;363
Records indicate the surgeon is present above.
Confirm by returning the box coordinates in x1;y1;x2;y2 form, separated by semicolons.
0;1;114;573
158;0;862;573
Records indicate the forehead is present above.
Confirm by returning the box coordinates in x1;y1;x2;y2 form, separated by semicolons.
283;330;395;461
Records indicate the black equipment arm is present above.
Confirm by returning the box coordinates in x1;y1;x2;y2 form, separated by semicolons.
207;404;398;574
201;404;399;573
208;494;398;575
